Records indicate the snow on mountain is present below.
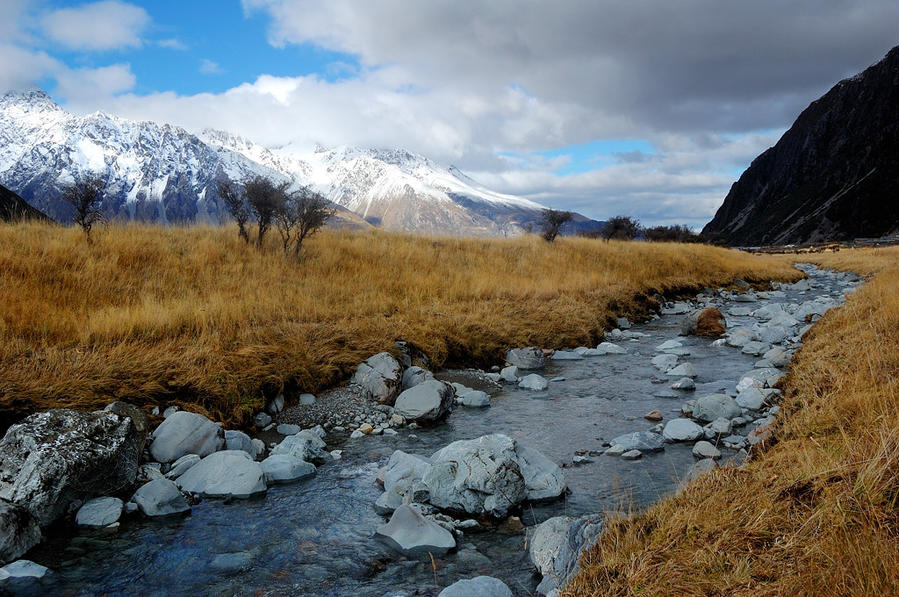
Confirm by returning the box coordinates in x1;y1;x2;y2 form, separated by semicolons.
0;90;585;236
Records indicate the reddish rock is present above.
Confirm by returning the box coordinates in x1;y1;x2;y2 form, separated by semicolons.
644;410;663;422
696;307;727;337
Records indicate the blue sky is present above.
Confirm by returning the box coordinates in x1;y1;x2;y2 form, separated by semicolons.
2;0;898;227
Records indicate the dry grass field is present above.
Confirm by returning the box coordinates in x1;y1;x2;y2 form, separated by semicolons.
0;222;800;428
564;247;899;596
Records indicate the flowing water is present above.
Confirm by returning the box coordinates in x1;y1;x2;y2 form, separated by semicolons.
21;265;858;597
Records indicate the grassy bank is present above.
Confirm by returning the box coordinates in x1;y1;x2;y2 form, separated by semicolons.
565;247;899;596
0;223;800;428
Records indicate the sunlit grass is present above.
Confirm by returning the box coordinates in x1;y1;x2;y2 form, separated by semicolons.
0;222;800;427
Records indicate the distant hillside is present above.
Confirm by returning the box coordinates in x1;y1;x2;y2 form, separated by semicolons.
0;183;51;222
703;46;899;246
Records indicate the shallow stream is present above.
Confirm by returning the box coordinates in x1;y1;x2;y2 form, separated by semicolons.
25;266;857;597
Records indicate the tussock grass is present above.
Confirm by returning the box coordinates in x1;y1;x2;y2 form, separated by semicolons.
0;222;799;427
564;247;899;596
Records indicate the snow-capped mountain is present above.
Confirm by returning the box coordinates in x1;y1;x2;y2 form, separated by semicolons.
0;90;598;236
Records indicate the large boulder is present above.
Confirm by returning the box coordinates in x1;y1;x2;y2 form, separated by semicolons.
352;352;403;405
0;409;140;526
103;401;149;453
0;500;40;566
422;435;563;517
269;429;329;463
505;347;546;370
438;576;512;597
149;411;224;464
692;394;742;423
394;380;454;423
176;451;267;499
375;504;456;557
130;478;190;517
529;514;604;596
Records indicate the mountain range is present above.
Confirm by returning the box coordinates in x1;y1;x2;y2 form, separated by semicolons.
703;46;899;246
0;90;601;237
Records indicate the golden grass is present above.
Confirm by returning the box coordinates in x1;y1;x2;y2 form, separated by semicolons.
0;222;800;427
564;246;899;596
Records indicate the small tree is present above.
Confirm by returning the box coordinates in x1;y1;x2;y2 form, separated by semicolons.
291;186;334;256
540;208;573;242
217;180;250;244
644;224;704;243
244;176;287;248
601;215;641;241
61;174;105;243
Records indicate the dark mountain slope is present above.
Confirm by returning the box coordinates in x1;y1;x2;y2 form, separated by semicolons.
703;46;899;246
0;183;51;222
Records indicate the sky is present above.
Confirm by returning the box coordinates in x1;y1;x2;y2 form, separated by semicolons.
2;1;898;227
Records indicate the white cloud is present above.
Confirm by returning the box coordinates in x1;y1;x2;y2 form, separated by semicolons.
199;59;223;75
158;38;188;51
56;63;137;103
42;1;149;51
0;43;61;91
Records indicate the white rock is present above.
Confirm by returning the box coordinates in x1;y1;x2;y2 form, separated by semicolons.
662;418;704;442
499;365;519;382
608;431;665;453
505;347;546;370
176;451;267;499
352;352;402;404
458;390;491;407
438;576;512;597
595;342;627;355
75;497;123;528
394;380;455;422
666;362;697;378
260;454;315;484
656;339;683;351
224;430;255;456
518;374;549;391
150;411;224;464
691;441;721;459
131;478;190;517
692;394;742;422
651;353;678;371
375;504;456;556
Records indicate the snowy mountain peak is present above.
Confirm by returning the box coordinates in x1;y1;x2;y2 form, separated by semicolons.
0;89;62;114
0;88;598;236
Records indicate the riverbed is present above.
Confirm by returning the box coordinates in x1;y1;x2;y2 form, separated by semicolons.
22;264;859;596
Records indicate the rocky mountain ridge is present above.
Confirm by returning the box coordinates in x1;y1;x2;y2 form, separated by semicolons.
0;90;600;236
702;46;899;246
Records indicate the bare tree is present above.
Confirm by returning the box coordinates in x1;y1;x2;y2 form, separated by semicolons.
61;174;105;243
217;180;250;243
539;208;573;242
600;215;641;241
292;186;334;256
244;176;287;248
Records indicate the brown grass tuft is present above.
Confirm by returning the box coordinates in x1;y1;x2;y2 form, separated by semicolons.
564;246;899;597
0;222;800;428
